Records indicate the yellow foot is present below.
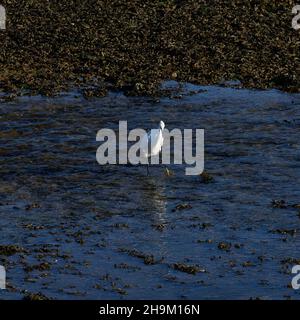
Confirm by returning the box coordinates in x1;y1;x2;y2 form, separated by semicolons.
164;167;173;177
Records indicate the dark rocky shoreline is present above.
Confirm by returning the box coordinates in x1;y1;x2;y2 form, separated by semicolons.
0;0;299;97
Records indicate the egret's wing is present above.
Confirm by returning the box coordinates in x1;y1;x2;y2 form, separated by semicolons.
149;129;163;156
140;128;164;157
140;131;151;157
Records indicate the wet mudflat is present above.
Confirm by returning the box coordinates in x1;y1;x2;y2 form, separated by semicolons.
0;83;300;299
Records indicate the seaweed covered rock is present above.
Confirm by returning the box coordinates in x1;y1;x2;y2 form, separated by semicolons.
0;1;299;96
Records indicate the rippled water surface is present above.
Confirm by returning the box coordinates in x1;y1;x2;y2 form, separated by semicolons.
0;83;300;299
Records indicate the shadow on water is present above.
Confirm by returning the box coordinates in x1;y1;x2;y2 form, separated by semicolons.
0;82;300;299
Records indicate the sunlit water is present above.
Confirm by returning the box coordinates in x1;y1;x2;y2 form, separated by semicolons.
0;83;300;299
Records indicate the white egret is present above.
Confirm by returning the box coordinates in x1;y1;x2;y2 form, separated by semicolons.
140;121;165;175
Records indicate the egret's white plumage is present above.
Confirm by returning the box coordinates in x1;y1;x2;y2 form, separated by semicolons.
140;121;165;173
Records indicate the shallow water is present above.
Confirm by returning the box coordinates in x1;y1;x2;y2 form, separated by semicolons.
0;83;300;300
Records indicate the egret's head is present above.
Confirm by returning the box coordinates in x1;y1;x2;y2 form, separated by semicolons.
159;121;165;130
